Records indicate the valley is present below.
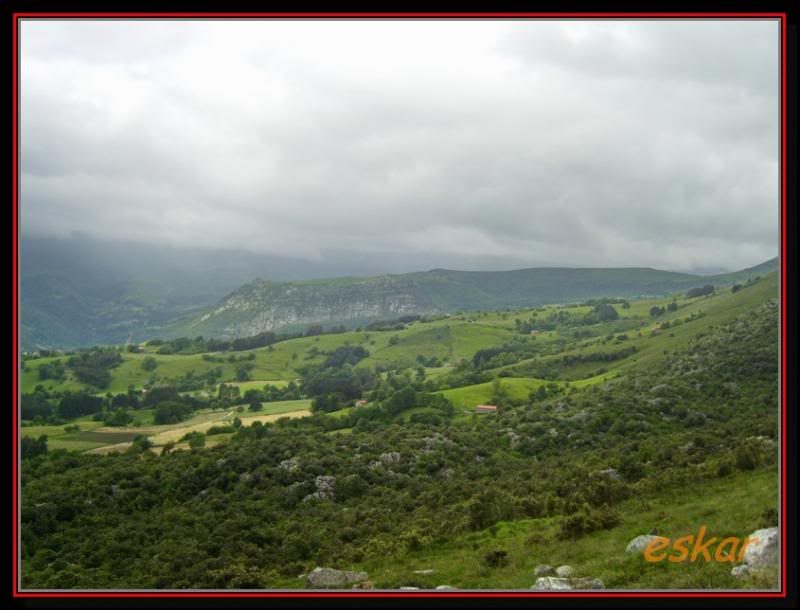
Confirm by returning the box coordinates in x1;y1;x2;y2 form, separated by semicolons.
19;269;780;590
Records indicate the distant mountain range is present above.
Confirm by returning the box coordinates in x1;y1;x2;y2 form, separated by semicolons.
158;259;779;342
20;234;777;350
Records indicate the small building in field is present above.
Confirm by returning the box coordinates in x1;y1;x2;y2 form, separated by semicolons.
475;404;497;414
355;399;368;407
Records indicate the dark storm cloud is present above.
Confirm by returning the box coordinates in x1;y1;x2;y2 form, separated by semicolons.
20;19;779;273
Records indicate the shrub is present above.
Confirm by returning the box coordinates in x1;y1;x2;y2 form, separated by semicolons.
759;507;778;528
735;442;760;471
482;550;509;568
557;504;621;540
716;460;733;477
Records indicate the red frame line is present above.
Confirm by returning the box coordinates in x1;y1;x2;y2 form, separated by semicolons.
11;11;788;600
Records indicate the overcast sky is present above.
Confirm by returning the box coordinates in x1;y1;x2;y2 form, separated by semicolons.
20;19;780;274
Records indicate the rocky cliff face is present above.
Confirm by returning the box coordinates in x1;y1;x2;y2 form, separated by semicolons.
185;276;439;337
167;260;779;340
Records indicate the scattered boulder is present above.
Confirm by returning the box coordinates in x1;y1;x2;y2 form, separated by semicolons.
555;565;574;578
597;468;621;481
731;565;751;579
531;577;572;590
352;580;375;589
413;569;434;575
571;577;605;589
435;585;456;590
303;475;336;501
531;576;605;590
379;451;401;465
306;567;368;589
626;534;664;554
278;457;299;471
438;467;454;480
400;586;420;590
534;564;557;577
742;527;779;569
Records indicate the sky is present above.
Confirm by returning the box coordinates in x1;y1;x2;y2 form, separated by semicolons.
20;19;780;274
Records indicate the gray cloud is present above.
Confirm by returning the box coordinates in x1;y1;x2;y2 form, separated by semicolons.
20;19;779;273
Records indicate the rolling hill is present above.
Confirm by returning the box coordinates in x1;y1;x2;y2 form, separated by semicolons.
164;258;778;340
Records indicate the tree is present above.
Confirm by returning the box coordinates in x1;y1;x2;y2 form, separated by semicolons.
21;435;48;459
38;360;65;381
686;284;714;298
141;356;158;372
490;378;507;404
58;392;105;419
667;302;678;312
143;385;180;406
153;401;193;425
649;306;666;318
188;432;206;449
593;303;619;321
104;408;133;427
129;434;153;452
21;393;54;421
218;384;241;402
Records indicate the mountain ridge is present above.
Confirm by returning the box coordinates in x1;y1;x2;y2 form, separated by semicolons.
161;258;778;340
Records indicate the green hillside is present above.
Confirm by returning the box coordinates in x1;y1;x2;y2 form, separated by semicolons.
19;270;780;590
164;259;777;340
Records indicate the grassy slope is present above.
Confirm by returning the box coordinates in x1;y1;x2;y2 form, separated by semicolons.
268;467;777;590
21;273;777;398
171;259;777;339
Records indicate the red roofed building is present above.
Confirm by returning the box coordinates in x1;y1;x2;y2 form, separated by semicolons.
355;399;368;407
475;405;497;414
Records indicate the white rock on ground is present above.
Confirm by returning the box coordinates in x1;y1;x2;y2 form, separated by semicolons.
626;534;664;554
743;527;779;569
731;526;779;579
534;564;557;577
555;565;574;578
306;567;368;589
571;577;605;589
531;577;573;591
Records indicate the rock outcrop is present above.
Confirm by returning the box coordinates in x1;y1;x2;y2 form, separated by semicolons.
626;534;665;554
556;565;574;578
731;527;779;579
532;576;605;590
534;564;557;577
306;567;369;589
